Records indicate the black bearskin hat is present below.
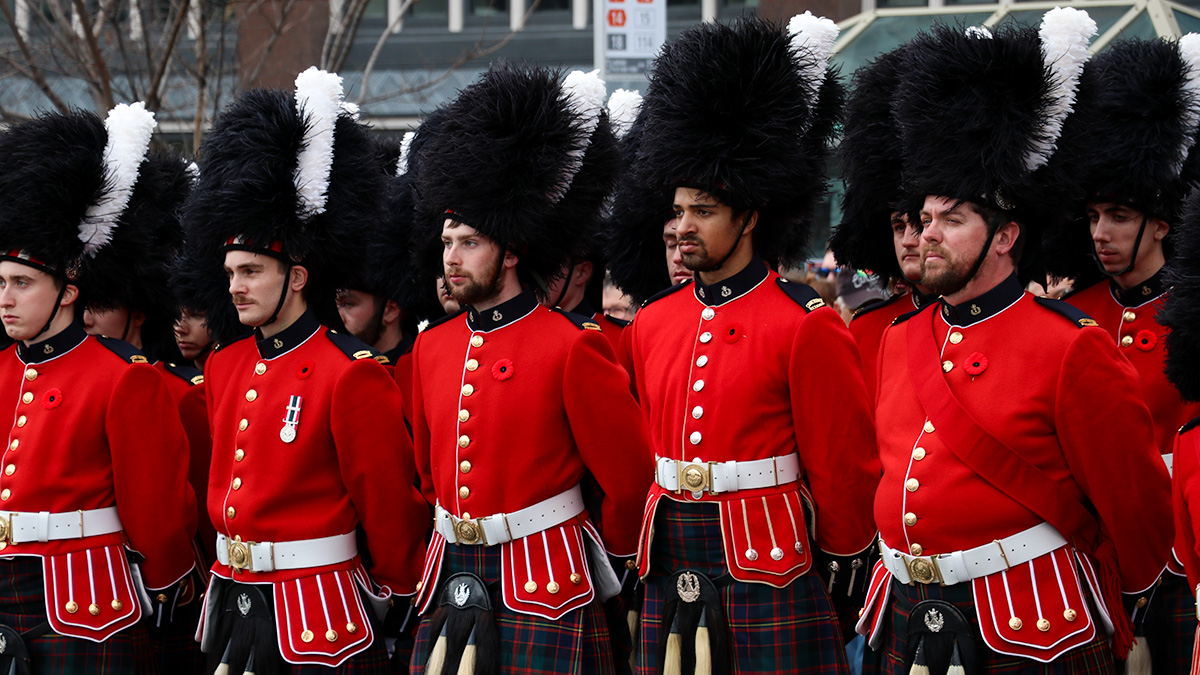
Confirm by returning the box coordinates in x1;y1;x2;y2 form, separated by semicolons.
372;107;452;319
1161;189;1200;401
894;10;1097;284
0;103;175;316
410;64;619;302
606;13;843;302
1043;35;1200;284
178;68;385;343
830;46;909;286
604;109;675;305
83;151;194;361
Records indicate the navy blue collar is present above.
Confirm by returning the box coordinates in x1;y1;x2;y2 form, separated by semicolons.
18;319;86;364
1110;268;1166;307
939;275;1024;327
255;309;320;359
466;288;539;332
692;257;769;307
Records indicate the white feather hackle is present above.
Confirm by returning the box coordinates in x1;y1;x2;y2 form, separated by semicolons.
1026;6;1096;171
788;11;838;97
1176;33;1200;173
397;131;415;177
552;69;606;203
606;89;642;140
185;160;200;181
78;102;157;255
293;67;344;219
965;26;993;39
340;100;361;120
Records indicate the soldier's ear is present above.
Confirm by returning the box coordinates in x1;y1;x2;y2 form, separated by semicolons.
289;264;310;293
60;283;79;307
1153;218;1170;242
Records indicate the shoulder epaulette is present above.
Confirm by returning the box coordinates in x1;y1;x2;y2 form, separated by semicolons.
552;308;603;331
891;305;928;326
851;292;905;322
162;361;203;386
603;314;630;328
640;280;691;309
421;308;468;334
212;331;253;353
1034;296;1100;329
95;335;151;364
324;329;382;361
775;277;827;313
1181;416;1200;435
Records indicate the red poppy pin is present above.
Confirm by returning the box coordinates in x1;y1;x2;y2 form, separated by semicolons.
964;353;988;376
492;358;514;381
1135;330;1157;352
296;360;315;380
722;323;743;344
42;388;63;409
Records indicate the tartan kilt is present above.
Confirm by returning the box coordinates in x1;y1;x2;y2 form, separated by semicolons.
409;541;616;675
1138;571;1194;674
0;555;153;674
636;499;849;675
879;578;1114;674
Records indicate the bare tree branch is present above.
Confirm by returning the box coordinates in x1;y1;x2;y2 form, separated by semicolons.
242;0;296;87
0;0;70;110
323;0;369;72
357;0;540;106
146;0;191;109
70;0;115;108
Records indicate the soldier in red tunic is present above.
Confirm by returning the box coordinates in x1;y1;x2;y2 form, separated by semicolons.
1042;35;1200;673
177;68;429;673
608;14;880;675
402;64;654;675
1160;183;1200;675
0;104;198;671
855;13;1173;673
829;44;936;400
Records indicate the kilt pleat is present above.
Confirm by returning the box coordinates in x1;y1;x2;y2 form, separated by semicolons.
636;499;849;675
409;542;615;675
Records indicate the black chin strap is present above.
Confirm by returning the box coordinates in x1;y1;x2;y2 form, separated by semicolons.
1091;213;1148;279
942;221;1002;297
551;258;575;309
704;213;752;274
264;264;293;328
34;283;68;341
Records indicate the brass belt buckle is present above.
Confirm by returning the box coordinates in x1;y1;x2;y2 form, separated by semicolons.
677;461;711;497
454;516;488;545
0;513;12;545
228;535;254;572
906;555;943;585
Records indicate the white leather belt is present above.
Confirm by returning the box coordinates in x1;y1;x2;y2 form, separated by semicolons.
654;453;800;495
880;522;1067;586
216;532;357;573
434;485;584;546
1164;452;1174;477
0;507;122;545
